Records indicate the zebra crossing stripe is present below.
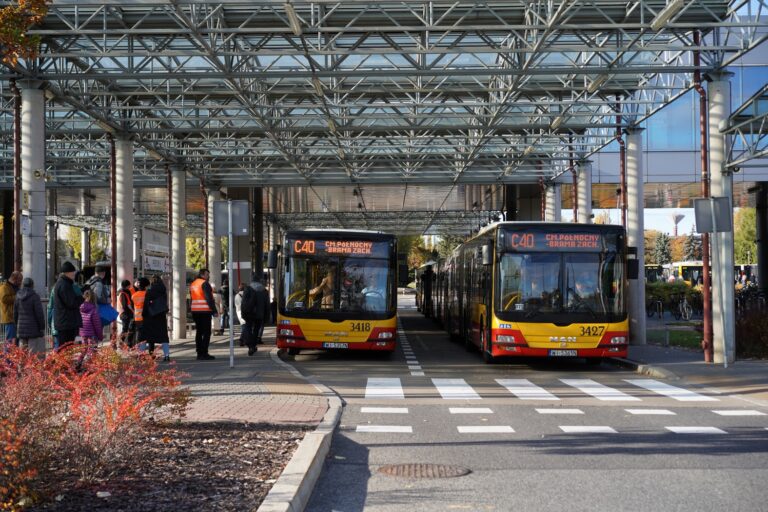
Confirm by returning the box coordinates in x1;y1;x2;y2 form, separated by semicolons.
365;378;404;399
356;425;412;433
432;378;481;400
624;379;719;402
450;407;494;414
361;407;409;414
408;365;422;370
457;426;514;433
560;426;617;434
497;379;559;400
536;408;583;414
666;426;726;434
712;410;766;416
411;371;425;376
625;409;676;415
561;379;641;401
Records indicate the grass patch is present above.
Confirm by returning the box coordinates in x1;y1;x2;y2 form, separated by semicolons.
646;329;702;349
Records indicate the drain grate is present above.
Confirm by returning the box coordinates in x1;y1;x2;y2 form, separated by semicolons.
377;463;471;479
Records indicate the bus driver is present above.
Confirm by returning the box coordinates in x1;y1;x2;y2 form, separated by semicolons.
310;269;335;309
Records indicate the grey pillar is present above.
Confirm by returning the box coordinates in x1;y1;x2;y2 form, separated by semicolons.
171;168;187;340
709;74;735;364
626;128;646;345
756;183;768;297
577;160;592;224
207;189;222;333
253;187;264;282
47;189;56;290
115;138;134;283
544;184;562;221
20;82;46;296
80;190;91;268
2;191;12;277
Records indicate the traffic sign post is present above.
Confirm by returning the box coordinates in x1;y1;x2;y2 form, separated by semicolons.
213;200;250;368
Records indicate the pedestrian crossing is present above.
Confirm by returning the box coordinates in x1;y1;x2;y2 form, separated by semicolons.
348;376;768;436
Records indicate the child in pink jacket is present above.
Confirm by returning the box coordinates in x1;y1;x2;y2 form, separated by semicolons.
79;289;103;344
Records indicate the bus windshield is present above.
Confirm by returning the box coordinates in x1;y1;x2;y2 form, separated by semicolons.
284;255;393;317
496;251;625;322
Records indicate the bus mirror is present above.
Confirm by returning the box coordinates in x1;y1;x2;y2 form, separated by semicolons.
266;250;278;269
627;259;639;280
481;244;492;266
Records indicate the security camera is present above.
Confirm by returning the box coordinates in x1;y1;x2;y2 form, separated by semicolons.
732;166;741;173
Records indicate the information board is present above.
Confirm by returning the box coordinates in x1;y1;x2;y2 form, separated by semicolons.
288;238;390;258
500;229;617;252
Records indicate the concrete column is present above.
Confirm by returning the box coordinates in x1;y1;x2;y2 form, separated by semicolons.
207;189;222;332
709;75;735;365
3;191;14;277
544;184;561;221
20;82;46;296
253;187;264;282
47;189;56;291
171;168;187;340
626;128;646;345
115;138;134;284
80;190;91;268
577;160;592;224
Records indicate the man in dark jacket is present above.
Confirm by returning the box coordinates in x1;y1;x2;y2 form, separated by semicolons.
53;261;84;346
242;278;270;356
14;277;46;353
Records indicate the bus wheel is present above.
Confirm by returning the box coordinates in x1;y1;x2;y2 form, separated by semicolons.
481;326;494;364
288;348;301;356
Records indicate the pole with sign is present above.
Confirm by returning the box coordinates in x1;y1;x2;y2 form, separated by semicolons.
213;199;250;368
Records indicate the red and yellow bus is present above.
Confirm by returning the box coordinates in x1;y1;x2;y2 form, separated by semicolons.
275;230;398;355
443;222;630;364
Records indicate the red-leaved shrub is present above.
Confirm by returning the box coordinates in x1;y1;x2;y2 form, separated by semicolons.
0;345;192;507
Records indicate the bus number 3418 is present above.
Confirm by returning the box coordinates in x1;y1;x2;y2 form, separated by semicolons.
351;322;371;332
579;325;605;336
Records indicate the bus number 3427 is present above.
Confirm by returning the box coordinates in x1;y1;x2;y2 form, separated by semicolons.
579;325;605;336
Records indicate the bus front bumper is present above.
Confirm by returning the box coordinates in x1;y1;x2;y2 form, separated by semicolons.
277;338;396;352
491;344;627;358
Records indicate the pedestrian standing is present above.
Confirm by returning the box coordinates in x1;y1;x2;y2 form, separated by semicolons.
143;275;171;362
86;263;111;306
79;289;103;345
14;277;46;354
236;283;247;347
53;262;83;347
132;277;149;349
117;279;135;347
0;271;23;347
242;278;270;356
189;268;217;360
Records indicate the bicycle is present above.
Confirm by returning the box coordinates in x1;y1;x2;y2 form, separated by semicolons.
646;296;664;318
672;294;693;321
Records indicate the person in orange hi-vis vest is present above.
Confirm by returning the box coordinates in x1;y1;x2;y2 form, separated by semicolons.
117;279;135;347
189;268;218;360
131;277;149;350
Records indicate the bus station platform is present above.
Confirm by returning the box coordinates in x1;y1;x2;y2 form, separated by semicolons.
173;327;767;512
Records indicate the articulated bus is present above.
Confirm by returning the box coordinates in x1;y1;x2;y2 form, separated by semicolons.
441;222;631;364
275;230;398;355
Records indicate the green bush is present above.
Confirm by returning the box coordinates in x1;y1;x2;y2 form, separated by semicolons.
645;282;703;314
735;311;768;358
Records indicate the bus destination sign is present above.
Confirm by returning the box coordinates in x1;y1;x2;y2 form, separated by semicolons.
502;230;606;252
289;239;389;258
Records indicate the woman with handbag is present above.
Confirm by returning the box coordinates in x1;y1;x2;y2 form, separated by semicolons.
143;274;171;362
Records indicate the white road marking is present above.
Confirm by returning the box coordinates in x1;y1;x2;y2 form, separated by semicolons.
411;371;425;376
450;407;494;414
666;426;726;434
356;425;412;433
625;409;676;415
432;378;481;400
457;426;514;433
561;379;641;401
624;379;719;402
560;426;617;434
408;365;422;370
365;378;404;399
712;410;766;416
361;407;409;414
536;408;584;415
497;379;559;400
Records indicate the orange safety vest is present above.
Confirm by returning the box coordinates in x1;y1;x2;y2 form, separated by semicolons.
190;278;212;313
132;290;146;322
118;289;134;315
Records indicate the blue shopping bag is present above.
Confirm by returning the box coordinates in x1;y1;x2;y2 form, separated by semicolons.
98;303;119;325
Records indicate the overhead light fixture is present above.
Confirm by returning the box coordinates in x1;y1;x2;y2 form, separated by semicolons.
312;77;324;96
95;119;115;134
44;89;56;101
651;0;686;31
550;115;565;130
148;149;164;161
284;3;302;36
523;146;536;156
587;74;610;94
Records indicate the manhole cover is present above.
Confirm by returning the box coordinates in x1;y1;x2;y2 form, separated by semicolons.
377;463;471;479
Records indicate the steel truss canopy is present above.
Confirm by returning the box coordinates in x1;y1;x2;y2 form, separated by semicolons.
1;0;767;235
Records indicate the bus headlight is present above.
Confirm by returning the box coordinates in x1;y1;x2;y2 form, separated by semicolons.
609;336;626;345
279;328;295;337
378;332;394;339
496;335;516;344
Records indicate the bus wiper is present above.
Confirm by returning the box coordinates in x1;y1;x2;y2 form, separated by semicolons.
566;287;597;319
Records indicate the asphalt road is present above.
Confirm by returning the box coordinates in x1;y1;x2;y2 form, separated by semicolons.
289;295;768;512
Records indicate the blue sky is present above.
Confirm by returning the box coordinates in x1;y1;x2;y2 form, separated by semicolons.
561;208;697;235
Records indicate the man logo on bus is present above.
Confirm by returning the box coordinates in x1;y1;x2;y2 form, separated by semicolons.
550;336;576;343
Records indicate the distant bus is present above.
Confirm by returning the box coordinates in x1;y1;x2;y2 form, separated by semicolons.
441;222;630;364
275;230;398;355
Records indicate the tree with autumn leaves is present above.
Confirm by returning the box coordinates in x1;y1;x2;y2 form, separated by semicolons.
0;0;49;65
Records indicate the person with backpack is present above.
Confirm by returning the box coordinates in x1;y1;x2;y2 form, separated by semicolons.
242;278;270;356
79;289;103;345
142;274;171;362
86;263;111;306
14;277;46;353
53;262;84;347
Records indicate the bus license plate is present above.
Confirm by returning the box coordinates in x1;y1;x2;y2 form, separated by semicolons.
549;349;577;357
323;342;349;349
